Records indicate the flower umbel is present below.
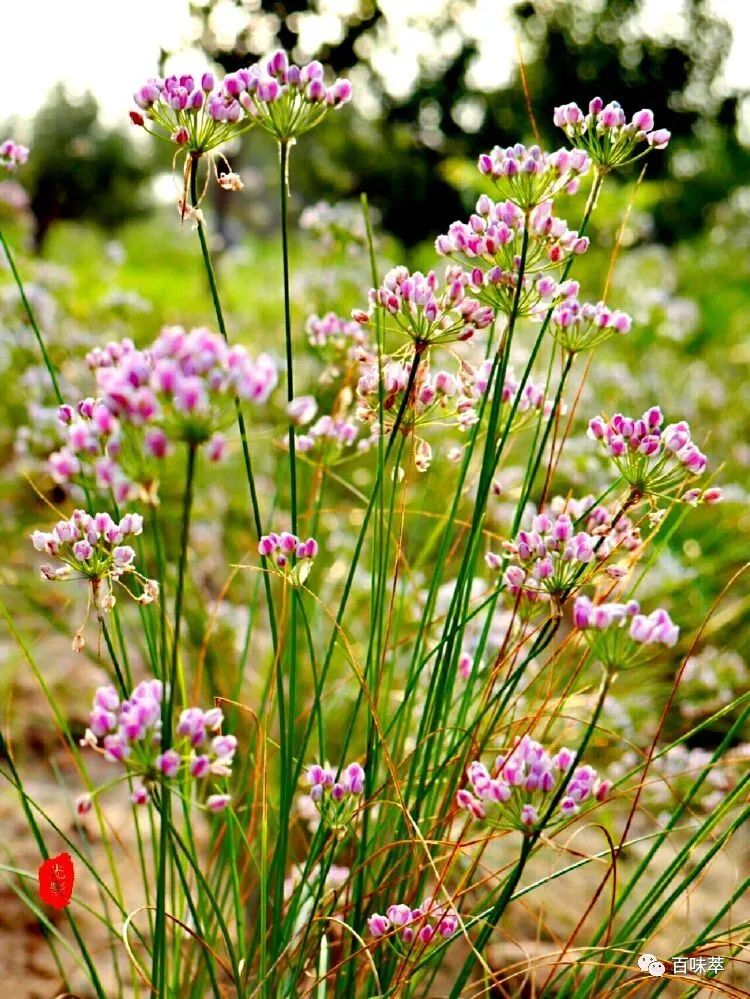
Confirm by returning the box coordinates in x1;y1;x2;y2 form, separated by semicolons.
78;681;235;810
478;143;591;209
368;896;459;946
305;762;364;836
573;595;679;670
587;407;717;504
554;97;671;170
0;139;29;172
360;266;494;347
457;734;611;832
259;531;319;586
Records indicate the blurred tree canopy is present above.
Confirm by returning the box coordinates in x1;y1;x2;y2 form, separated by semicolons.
172;0;750;245
15;91;153;252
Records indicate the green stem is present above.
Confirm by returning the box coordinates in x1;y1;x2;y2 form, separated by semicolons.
279;138;298;534
188;154;277;651
0;223;64;405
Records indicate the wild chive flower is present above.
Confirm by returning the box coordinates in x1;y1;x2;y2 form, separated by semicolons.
467;263;578;319
457;734;611;832
436;196;589;275
259;531;319;586
300;199;371;252
306;311;367;355
0;139;29;172
549;494;640;563
487;512;598;602
356;359;470;469
48;328;277;499
587;408;715;503
549;298;632;353
305;762;364;837
31;511;157;648
368;897;459;945
573;595;679;669
554;97;671;170
231;50;352;142
477;143;591;209
359;266;494;347
78;681;235;810
130;72;249;153
460;361;557;433
296;413;369;463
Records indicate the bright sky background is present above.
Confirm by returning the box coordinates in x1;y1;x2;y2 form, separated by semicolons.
0;0;748;127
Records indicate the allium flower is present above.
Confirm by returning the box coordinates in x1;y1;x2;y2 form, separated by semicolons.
368;896;459;946
467;264;579;319
587;408;717;504
459;361;558;434
48;328;277;499
487;511;599;602
79;681;235;810
436;197;589;275
31;511;157;646
305;762;365;836
300;199;371;252
477;143;591;209
306;311;367;354
296;413;369;463
549;494;640;562
573;595;679;669
356;359;469;469
359;266;494;347
130;72;249;154
554;98;670;170
231;50;352;142
457;734;611;832
0;139;29;172
259;531;318;586
549;298;632;353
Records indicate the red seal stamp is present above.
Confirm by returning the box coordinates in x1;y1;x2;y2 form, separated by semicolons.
38;852;75;909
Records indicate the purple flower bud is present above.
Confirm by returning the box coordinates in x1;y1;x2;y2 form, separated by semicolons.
207;793;231;812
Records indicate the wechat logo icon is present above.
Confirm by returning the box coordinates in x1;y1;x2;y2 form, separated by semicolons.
638;953;666;977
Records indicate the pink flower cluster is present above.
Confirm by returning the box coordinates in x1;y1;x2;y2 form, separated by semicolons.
31;509;155;606
0;139;29;172
305;762;365;833
359;266;494;346
435;196;589;274
297;414;366;460
79;680;235;812
131;72;247;150
465;361;556;430
549;298;632;352
467;264;579;319
588;408;718;502
554;98;670;168
478;143;591;209
368;896;459;944
574;596;679;669
131;51;351;150
49;328;276;499
549;494;640;566
487;512;597;601
458;735;611;831
229;49;352;141
306;311;366;352
259;531;319;586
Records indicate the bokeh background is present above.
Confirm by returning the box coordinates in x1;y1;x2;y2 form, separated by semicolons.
1;1;749;994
